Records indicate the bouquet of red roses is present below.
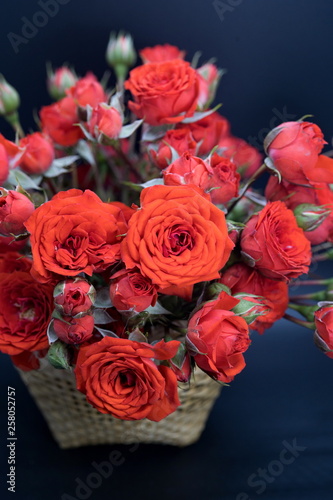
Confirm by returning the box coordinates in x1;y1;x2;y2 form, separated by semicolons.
0;33;332;425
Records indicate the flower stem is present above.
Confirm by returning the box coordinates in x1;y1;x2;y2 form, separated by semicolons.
284;313;315;329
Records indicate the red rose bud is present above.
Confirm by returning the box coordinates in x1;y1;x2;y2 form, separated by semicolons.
53;315;95;345
218;135;263;179
0;144;9;184
294;203;331;232
0;75;20;116
67;73;107;109
53;278;96;316
47;65;78;100
205;153;240;204
205;282;231;301
18;132;54;175
139;44;185;64
232;293;270;325
314;306;333;359
0;189;34;236
88;104;123;141
264;121;333;184
40;97;84;147
169;343;191;383
106;32;136;81
150;128;198;170
196;63;222;110
110;269;158;313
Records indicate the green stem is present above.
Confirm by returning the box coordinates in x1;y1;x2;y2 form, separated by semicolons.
284;313;315;329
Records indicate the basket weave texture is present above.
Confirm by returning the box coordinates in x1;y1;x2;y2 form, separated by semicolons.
18;365;222;448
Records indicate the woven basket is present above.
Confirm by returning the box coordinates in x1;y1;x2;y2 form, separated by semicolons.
17;365;222;448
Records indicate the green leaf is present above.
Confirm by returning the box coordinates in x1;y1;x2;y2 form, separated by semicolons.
181;104;222;124
119;119;143;139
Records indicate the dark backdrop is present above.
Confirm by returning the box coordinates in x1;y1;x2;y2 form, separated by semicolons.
1;1;333;499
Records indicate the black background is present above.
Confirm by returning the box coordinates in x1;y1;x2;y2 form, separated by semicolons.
1;1;333;499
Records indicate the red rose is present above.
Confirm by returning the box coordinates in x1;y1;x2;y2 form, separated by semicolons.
18;132;54;174
139;44;185;64
220;263;289;334
88;103;123;140
151;128;198;170
110;268;158;313
125;60;199;125
0;271;53;355
0;189;35;236
187;291;250;383
53;315;95;345
265;176;333;245
24;189;127;283
205;153;240;204
218;136;263;178
121;185;234;290
75;337;181;421
264;121;333;184
162;152;211;189
0;144;9;184
314;307;333;359
182;112;230;156
0;251;31;273
67;73;107;108
240;201;311;281
53;278;96;316
40;96;84;147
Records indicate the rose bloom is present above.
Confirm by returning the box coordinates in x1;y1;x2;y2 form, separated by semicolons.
40;96;84;147
139;44;185;64
218;136;263;178
264;121;333;184
220;263;289;334
240;201;311;281
88;103;123;140
75;337;181;421
0;144;9;184
18;132;54;175
53;278;96;316
125;60;199;125
0;189;35;236
67;73;107;108
53;315;95;345
187;291;250;383
151;128;198;170
25;189;128;283
110;268;158;312
0;251;31;273
314;307;333;359
121;185;234;291
0;271;53;355
163;152;239;205
265;176;333;245
182;112;230;156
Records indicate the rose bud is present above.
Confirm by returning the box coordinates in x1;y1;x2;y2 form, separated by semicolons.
110;269;158;313
139;43;185;64
186;291;250;383
294;203;331;232
196;63;222;110
0;144;9;185
0;75;20;116
88;103;123;141
67;73;107;109
0;189;34;236
218;135;263;179
169;343;191;383
232;294;270;326
53;315;95;345
40;96;84;147
53;278;96;316
240;201;311;282
18;132;54;175
314;306;333;359
150;128;197;170
47;65;78;100
264;121;333;184
106;32;136;81
205;153;240;204
184;112;230;156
